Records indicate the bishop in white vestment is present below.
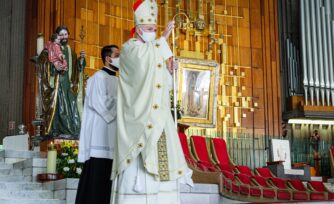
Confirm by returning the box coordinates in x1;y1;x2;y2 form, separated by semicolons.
111;1;193;204
76;45;120;204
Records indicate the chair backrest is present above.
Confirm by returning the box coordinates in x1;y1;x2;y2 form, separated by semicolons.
251;175;270;187
219;163;232;172
190;136;211;163
178;132;191;159
269;177;288;189
287;180;307;191
255;167;274;178
211;137;230;166
235;173;251;185
222;170;235;181
308;181;326;192
235;165;252;176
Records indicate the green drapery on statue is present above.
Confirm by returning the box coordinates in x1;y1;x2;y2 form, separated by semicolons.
39;45;86;137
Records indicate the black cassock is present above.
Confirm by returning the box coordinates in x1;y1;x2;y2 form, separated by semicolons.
75;157;113;204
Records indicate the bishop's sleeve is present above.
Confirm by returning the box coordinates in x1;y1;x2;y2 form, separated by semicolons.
157;37;174;90
87;76;116;123
157;37;173;60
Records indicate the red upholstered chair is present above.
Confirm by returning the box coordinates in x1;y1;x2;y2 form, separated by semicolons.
251;175;276;199
190;136;218;172
286;180;311;201
307;181;334;200
267;177;291;200
255;167;275;178
234;165;253;176
210;137;235;172
234;173;261;197
178;133;209;171
178;133;197;166
221;170;239;193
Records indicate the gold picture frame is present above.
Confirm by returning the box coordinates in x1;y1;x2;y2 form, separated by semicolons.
177;58;219;128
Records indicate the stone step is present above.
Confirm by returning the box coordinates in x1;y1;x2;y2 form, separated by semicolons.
0;168;23;176
181;183;220;204
0;182;44;191
0;190;53;199
0;169;11;175
0;198;65;204
0;163;13;169
4;150;43;159
0;176;27;182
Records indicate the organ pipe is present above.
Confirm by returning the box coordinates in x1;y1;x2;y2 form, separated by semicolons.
325;0;334;106
300;0;308;105
300;0;334;107
332;21;334;106
315;0;325;106
287;39;293;95
320;7;330;106
309;0;320;105
305;0;314;105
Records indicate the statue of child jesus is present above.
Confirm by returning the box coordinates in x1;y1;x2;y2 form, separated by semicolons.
45;33;68;73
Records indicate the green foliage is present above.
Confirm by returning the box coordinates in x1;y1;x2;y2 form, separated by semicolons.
56;141;83;178
170;91;184;120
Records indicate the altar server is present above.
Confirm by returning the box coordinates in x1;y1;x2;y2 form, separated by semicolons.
76;45;120;204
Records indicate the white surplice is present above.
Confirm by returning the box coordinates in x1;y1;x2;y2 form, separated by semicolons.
78;68;117;162
111;37;193;204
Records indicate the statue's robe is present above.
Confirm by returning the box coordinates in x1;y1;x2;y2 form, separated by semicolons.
111;37;192;204
40;45;86;136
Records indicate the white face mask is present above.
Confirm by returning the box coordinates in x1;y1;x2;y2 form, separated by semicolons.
110;57;120;69
139;29;156;42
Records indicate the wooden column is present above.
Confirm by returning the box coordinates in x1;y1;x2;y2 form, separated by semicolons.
0;0;27;141
249;0;282;137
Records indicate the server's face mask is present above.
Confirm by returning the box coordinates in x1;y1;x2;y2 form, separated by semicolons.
109;57;120;70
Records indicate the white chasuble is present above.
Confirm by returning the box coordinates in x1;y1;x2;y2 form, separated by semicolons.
111;37;193;204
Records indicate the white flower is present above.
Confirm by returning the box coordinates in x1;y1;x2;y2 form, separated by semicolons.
76;168;82;175
68;159;75;164
63;167;70;172
61;153;68;156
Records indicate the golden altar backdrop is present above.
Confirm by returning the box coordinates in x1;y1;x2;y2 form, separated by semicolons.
24;0;282;137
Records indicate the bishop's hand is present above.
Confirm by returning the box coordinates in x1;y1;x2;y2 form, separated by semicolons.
167;57;178;75
163;21;175;39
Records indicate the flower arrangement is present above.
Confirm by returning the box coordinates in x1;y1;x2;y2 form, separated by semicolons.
56;140;83;178
170;91;184;120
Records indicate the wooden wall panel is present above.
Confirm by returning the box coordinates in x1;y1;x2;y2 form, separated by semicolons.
23;0;282;137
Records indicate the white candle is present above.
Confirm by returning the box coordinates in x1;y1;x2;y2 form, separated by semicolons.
46;142;57;174
37;33;44;56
